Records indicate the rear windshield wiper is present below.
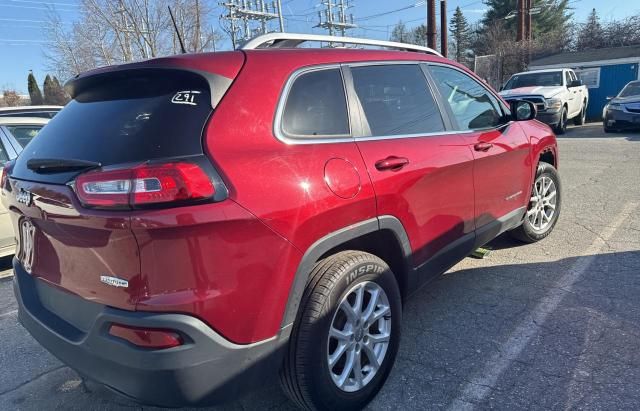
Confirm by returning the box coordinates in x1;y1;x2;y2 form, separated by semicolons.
26;158;102;174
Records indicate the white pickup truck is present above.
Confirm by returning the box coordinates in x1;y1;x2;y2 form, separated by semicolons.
500;68;589;134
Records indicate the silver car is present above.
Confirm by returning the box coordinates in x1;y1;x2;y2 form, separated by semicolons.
0;116;49;257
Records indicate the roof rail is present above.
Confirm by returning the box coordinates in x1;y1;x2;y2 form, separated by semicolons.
241;32;443;57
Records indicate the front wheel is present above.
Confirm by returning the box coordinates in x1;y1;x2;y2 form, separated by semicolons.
280;251;402;411
555;107;568;134
510;162;561;243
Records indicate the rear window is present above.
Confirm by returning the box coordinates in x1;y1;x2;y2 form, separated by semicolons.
12;70;212;183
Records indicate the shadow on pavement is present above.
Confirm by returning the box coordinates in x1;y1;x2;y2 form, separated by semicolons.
25;250;636;411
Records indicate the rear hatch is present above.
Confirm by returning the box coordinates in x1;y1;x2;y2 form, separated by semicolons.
2;58;241;310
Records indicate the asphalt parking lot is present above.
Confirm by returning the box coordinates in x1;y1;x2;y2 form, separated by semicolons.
1;123;639;410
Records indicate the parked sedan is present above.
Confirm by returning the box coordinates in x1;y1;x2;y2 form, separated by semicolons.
0;116;49;257
603;80;640;132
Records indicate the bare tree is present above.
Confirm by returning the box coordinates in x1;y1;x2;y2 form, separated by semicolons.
2;90;21;107
45;0;222;82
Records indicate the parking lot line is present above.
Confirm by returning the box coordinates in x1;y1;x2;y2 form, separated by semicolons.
0;309;17;319
447;201;639;410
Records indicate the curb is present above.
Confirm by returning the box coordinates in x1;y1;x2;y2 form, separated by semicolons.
0;270;14;280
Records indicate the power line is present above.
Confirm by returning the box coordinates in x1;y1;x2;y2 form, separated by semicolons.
315;0;357;37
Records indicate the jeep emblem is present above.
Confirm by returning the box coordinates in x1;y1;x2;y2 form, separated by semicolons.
16;188;32;206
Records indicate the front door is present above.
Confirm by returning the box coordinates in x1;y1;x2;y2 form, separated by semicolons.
346;63;476;286
427;64;532;246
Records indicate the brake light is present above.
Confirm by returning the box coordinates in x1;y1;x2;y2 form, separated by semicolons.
109;323;183;349
74;162;214;208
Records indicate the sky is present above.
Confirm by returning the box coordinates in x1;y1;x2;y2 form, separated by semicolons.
1;0;638;94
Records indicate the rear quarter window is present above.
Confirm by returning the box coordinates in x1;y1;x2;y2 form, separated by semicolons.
280;68;350;138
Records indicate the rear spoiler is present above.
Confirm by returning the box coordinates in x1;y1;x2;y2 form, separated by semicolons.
65;67;231;109
64;52;245;109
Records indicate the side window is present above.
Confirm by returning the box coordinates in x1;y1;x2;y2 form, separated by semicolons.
565;71;572;86
281;68;350;138
429;65;504;130
6;125;42;148
350;64;445;136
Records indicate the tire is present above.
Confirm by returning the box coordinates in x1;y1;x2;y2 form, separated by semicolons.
280;251;402;411
510;162;561;243
555;107;568;134
573;102;586;125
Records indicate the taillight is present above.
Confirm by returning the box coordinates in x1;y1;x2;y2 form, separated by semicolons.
109;323;183;349
74;162;214;209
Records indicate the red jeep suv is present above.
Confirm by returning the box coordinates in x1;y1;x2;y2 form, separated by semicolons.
2;33;560;410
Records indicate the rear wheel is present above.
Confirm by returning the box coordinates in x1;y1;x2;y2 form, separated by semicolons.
280;251;402;411
555;107;568;134
573;102;586;125
510;162;561;243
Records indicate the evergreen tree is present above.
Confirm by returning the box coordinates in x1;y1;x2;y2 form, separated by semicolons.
43;75;54;105
51;77;69;105
576;9;606;50
482;0;572;39
412;24;428;46
27;72;43;105
449;7;472;64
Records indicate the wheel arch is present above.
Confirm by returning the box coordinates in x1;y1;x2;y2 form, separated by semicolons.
280;216;412;328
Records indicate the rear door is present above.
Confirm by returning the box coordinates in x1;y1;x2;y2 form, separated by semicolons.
347;63;476;286
427;64;532;245
2;69;218;310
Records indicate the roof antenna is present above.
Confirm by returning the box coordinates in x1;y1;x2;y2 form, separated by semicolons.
168;6;187;54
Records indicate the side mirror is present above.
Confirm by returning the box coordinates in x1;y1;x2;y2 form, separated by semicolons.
511;100;537;121
569;79;583;88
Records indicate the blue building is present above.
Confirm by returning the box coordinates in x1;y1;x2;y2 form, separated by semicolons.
529;45;640;120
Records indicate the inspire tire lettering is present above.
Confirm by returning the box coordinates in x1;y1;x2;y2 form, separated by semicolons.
346;264;384;286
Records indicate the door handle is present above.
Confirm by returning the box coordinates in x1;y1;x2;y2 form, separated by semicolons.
474;142;493;152
375;156;409;171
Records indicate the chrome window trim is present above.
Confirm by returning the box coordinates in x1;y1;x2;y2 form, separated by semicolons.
274;64;354;145
274;60;513;146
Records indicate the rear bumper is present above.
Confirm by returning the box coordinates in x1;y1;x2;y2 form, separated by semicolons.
13;259;288;407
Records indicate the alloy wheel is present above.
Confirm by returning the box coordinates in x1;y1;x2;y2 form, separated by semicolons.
327;281;391;392
527;175;557;231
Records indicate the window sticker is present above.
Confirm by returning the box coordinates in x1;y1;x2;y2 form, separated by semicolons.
171;90;202;105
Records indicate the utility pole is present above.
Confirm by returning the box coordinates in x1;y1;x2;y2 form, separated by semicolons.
517;0;525;42
315;0;357;37
220;0;285;43
426;0;437;49
525;0;533;41
440;0;447;57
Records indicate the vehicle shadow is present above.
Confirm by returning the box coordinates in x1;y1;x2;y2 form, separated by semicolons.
73;250;640;411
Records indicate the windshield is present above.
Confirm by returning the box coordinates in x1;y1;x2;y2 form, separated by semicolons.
504;72;563;90
619;83;640;98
